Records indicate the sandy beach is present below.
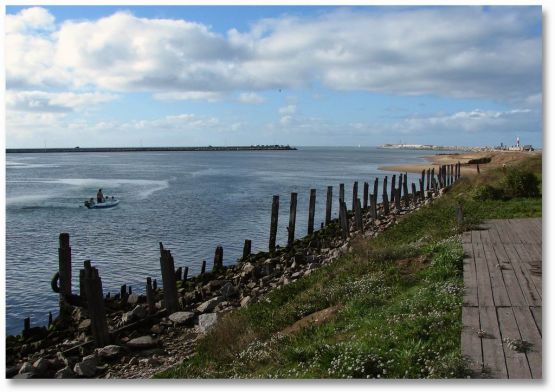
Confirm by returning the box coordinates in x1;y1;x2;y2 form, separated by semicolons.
379;150;541;175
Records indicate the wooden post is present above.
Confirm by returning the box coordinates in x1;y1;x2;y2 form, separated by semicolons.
146;277;156;315
339;183;345;203
339;201;349;240
390;174;396;203
450;164;454;185
48;312;53;327
325;186;333;225
431;168;435;189
24;317;30;334
419;178;424;201
175;267;182;281
398;174;403;197
57;234;72;314
269;195;279;252
153;279;157;290
288;192;297;247
213;245;223;271
308;189;316;235
411;183;417;204
355;198;363;232
81;261;110;347
370;192;377;219
243;239;251;260
403;173;409;207
183;267;189;282
476;163;480;174
200;260;206;275
373;178;379;202
394;187;401;211
426;169;430;190
382;177;389;215
160;249;178;314
352;182;358;211
120;284;128;308
363;182;369;209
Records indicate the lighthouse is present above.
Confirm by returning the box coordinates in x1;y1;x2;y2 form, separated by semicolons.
516;136;520;148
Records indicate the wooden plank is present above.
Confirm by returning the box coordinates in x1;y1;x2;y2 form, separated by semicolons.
462;243;478;306
530;306;542;336
502;269;528;306
481;241;511;307
462;306;483;376
504;243;541;303
462;231;472;244
497;307;531;379
479;306;508;378
487;222;503;244
513;306;542;379
500;219;523;244
508;219;536;245
472;241;494;307
513;243;542;298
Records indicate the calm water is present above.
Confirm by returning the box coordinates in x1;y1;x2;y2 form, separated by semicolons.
6;147;434;334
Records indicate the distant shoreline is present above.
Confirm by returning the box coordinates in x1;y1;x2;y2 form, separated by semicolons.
6;145;297;153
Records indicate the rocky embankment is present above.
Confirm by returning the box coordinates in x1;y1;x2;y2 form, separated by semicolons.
6;190;443;379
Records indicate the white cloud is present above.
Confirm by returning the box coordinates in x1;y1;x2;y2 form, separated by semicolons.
6;90;118;112
153;91;223;101
279;104;296;115
238;92;265;104
5;7;542;104
5;7;55;33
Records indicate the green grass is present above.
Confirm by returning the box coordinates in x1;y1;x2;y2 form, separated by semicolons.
157;155;541;379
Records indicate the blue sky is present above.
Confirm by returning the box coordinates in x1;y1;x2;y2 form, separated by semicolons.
5;5;542;148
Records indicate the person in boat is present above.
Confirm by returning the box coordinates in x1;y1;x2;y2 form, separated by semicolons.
97;189;104;203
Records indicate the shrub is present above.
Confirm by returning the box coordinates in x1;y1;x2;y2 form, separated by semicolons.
472;185;502;201
503;169;540;198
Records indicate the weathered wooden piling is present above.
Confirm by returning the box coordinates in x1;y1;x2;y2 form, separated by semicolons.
426;169;430;190
308;189;316;235
153;279;157;291
120;284;128;307
390;174;396;203
159;249;179;314
411;183;417;204
352;182;358;211
48;312;53;327
146;277;156;314
373;178;379;202
394;187;401;211
403;173;409;207
183;266;189;282
24;317;30;335
370;192;377;219
269;195;279;252
476;163;480;174
81;260;110;347
200;260;206;275
339;183;345;203
175;267;182;281
419;178;424;201
398;174;403;198
363;182;369;209
213;245;223;271
382;177;389;215
58;233;72;314
355;199;363;232
288;192;297;247
339;201;349;240
325;186;333;225
243;239;251;260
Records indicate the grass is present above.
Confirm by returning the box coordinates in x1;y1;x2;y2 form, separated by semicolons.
157;155;541;379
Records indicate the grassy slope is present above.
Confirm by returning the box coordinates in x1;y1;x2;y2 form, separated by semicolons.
158;155;541;379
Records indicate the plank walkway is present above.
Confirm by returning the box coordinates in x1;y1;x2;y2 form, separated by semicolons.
461;218;542;379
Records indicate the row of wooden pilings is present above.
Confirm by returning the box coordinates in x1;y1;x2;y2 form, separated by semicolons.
27;162;462;348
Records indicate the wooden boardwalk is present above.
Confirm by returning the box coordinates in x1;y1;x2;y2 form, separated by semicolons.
461;218;542;379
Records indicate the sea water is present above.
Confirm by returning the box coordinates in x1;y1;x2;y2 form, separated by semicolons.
5;147;435;334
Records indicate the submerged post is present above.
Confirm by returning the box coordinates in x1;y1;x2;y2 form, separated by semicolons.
269;195;279;252
288;192;297;247
243;239;252;260
213;245;223;271
58;233;72;315
200;260;206;275
325;186;333;225
390;174;396;203
146;277;156;315
308;189;316;235
339;183;345;204
160;248;178;314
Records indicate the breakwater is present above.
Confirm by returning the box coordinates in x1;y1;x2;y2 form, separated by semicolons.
6;145;296;154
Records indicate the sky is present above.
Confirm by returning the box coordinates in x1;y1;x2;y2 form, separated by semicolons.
4;5;543;148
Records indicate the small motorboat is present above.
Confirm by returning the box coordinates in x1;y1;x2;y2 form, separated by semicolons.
84;198;120;209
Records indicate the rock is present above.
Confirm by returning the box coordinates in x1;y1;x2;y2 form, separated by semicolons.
55;366;75;379
78;318;92;331
196;296;223;313
168;311;195;326
122;305;146;324
13;372;35;379
150;324;164;334
126;335;158;350
19;361;34;375
198;313;218;333
6;365;20;378
128;357;139;366
32;357;49;375
220;282;238;299
73;354;97;377
308;263;319;270
96;345;125;360
241;262;255;277
139;357;161;367
291;271;302;279
127;293;139;305
240;296;252;307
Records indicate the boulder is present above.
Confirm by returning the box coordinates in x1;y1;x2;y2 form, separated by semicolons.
78;318;92;331
122;305;147;324
168;311;195;326
198;313;218;333
18;361;34;375
73;354;97;377
240;296;252;307
32;357;49;375
55;366;75;379
126;335;158;350
196;296;223;313
127;293;139;305
95;345;125;360
220;282;238;299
